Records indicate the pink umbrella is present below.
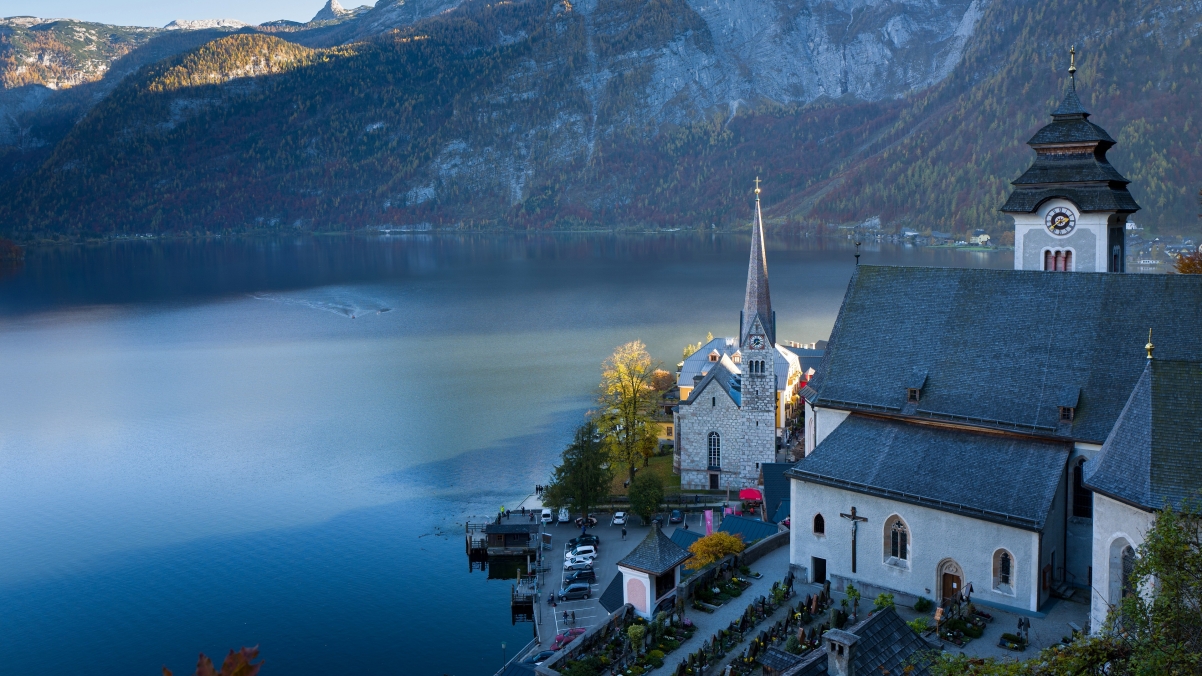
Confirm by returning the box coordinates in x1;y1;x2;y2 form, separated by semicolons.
739;488;762;501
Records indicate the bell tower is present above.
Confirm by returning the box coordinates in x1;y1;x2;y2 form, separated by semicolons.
1001;47;1139;273
737;179;778;484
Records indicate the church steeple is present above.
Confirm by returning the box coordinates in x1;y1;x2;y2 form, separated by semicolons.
741;178;774;347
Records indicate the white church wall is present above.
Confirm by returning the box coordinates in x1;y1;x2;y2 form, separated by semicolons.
790;479;1045;612
1013;198;1113;272
1089;493;1154;633
811;406;849;455
1066;443;1101;590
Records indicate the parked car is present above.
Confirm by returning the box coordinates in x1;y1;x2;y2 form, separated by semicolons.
563;559;594;572
558;507;570;523
565;545;597;560
523;651;555;665
669;509;684;524
565;554;596;568
568;534;600;548
541;508;553;524
564;569;596;585
612;511;627;526
561;582;591;600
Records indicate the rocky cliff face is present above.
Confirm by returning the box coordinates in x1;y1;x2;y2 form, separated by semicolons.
1;0;1199;237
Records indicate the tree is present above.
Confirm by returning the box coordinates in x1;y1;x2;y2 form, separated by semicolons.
686;532;745;570
164;646;261;676
651;368;675;392
595;341;661;485
1174;250;1202;274
628;472;664;523
543;422;614;521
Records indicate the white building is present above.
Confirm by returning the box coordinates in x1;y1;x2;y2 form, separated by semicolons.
674;186;802;491
787;66;1202;620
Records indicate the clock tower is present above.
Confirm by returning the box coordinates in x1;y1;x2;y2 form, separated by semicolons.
739;180;777;478
1001;47;1139;272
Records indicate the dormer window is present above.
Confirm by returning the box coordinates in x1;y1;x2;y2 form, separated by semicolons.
1058;386;1080;424
905;369;927;405
708;350;720;362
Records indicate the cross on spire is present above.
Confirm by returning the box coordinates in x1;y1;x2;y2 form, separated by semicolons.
1069;45;1077;90
754;176;761;196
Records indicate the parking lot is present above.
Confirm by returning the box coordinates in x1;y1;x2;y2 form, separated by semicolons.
542;511;650;637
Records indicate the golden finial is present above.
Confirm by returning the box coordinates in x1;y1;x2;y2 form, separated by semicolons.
754;176;761;196
1145;328;1154;359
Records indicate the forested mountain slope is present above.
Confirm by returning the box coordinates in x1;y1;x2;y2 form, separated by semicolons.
0;0;1199;237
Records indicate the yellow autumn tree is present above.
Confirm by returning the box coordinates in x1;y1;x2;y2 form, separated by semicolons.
1175;250;1202;274
687;532;745;570
595;340;661;486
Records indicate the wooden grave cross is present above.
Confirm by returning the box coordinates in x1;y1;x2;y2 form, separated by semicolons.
840;506;868;573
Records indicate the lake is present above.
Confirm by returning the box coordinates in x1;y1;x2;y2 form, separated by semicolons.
0;234;1010;675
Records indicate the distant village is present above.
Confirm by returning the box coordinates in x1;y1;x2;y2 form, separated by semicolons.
483;57;1202;676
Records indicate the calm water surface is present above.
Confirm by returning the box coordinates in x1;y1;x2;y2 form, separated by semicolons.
0;234;1010;675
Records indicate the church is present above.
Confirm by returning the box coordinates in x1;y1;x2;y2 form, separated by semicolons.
673;184;804;491
787;58;1202;627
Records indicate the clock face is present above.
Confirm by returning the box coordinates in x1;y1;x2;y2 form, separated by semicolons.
1045;207;1076;236
749;335;765;349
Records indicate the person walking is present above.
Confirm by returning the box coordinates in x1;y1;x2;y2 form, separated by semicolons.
563;609;569;625
621;526;627;540
571;611;576;625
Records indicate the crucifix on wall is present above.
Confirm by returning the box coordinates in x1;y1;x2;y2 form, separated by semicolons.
840;506;868;573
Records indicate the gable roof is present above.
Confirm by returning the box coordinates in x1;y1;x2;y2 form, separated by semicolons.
782;607;932;676
761;462;792;523
682;354;742;407
787;415;1069;531
618;526;692;575
1084;360;1202;512
669;527;703;551
718;514;781;543
679;338;800;393
804;267;1202;444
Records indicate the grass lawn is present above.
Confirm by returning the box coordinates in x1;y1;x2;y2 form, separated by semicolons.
609;453;681;496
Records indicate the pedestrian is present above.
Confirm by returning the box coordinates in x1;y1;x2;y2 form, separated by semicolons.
571;611;576;625
621;527;627;540
563;610;569;624
684;520;689;530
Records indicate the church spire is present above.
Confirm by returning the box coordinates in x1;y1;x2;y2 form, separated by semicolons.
741;178;774;346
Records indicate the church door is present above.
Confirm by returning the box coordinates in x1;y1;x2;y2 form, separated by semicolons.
941;572;961;601
709;473;719;490
812;557;827;585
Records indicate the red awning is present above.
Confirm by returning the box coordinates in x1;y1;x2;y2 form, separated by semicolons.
739;488;763;500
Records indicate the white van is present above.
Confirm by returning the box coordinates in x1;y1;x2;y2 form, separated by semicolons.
541;508;553;524
558;507;570;523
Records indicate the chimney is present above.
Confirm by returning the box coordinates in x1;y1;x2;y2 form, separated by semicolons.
693;374;704;387
824;629;859;676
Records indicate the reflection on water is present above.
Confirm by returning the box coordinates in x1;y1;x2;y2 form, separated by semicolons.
0;234;1009;675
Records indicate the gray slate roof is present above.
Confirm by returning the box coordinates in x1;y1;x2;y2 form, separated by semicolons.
783;346;824;376
743;195;775;345
618;526;692;575
805;266;1202;443
679;338;799;392
719;515;781;543
670;527;703;551
683;354;742;407
598;574;625;613
787;415;1069;531
1001;84;1138;214
1084;360;1202;511
782;607;931;676
761;463;793;524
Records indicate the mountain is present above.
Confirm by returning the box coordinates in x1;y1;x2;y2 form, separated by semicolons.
0;0;1199;238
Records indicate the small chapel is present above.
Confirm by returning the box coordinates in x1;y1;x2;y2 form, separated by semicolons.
787;54;1202;628
673;182;805;492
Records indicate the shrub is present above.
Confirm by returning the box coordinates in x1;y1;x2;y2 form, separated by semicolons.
913;596;933;612
784;635;803;654
628;624;646;651
873;593;895;611
648;650;665;660
907;617;929;634
561;656;605;676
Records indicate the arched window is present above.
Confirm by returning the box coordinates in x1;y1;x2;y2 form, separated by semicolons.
1122;546;1136;598
707;432;720;469
813;514;825;534
993;549;1015;595
1044;249;1074;271
1073;458;1093;518
883;515;909;565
